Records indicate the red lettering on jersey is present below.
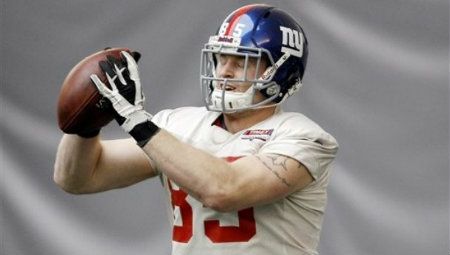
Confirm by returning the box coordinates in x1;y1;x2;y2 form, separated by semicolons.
204;207;256;242
168;180;193;243
204;156;256;242
167;156;256;243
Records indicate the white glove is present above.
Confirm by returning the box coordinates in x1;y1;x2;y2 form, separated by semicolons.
90;51;152;133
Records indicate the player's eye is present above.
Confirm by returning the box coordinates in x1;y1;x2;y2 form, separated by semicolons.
236;59;245;68
216;54;227;65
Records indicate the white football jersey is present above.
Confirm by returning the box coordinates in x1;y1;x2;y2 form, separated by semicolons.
151;107;338;255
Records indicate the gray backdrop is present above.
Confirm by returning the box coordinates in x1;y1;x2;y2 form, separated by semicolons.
1;0;448;254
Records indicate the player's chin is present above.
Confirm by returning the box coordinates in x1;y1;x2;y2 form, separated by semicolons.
223;108;255;118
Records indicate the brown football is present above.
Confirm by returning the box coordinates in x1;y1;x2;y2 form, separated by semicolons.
57;47;130;134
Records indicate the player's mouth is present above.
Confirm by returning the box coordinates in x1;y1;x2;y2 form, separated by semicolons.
217;83;236;91
224;85;236;91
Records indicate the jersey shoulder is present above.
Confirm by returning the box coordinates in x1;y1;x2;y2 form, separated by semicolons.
260;111;338;181
269;111;338;148
152;106;219;130
274;112;336;142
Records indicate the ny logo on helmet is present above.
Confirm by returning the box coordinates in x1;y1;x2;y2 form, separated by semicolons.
279;26;304;58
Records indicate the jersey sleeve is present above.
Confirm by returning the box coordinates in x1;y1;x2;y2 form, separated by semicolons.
259;115;339;180
151;109;174;129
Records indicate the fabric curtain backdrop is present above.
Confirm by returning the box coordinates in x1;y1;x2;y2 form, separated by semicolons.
1;0;448;254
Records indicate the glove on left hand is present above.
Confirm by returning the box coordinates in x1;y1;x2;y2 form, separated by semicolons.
90;51;159;146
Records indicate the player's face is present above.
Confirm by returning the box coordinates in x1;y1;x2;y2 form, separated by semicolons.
215;54;268;102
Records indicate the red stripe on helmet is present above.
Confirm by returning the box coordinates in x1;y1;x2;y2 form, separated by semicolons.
224;4;255;36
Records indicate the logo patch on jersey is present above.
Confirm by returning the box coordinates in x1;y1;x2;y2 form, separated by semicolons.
240;129;274;141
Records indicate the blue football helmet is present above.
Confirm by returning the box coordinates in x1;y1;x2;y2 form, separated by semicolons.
200;4;308;112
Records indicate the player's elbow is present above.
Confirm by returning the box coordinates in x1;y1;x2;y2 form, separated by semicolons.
203;195;234;213
55;183;84;194
201;185;237;212
53;174;81;194
53;167;88;195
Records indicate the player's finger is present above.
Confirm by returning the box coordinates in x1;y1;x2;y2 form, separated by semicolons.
106;73;119;91
90;74;111;97
131;51;141;62
106;55;128;85
121;51;139;80
99;60;115;80
106;55;119;63
106;55;125;71
114;65;127;85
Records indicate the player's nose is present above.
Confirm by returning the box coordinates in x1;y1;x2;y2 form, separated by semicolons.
217;60;235;79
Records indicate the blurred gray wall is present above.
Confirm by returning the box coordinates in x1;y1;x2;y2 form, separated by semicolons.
1;0;448;254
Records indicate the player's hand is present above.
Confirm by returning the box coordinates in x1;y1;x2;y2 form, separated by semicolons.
90;51;156;145
94;51;142;123
76;50;141;138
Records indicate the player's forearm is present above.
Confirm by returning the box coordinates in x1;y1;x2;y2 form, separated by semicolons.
142;129;235;210
53;134;102;194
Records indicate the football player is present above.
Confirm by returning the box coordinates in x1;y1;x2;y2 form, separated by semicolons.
54;4;338;255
